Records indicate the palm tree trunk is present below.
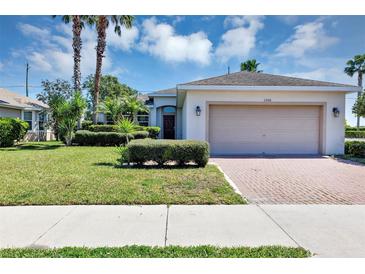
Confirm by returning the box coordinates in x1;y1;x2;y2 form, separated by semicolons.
357;72;363;129
72;15;82;92
93;16;107;124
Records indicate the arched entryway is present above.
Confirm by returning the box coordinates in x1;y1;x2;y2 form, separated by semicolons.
162;106;176;139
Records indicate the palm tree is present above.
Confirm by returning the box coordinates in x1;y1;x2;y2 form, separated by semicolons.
344;54;365;128
124;95;148;124
98;96;125;124
92;15;134;124
240;59;263;73
54;16;89;92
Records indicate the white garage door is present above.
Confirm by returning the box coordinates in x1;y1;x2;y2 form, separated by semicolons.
209;105;320;155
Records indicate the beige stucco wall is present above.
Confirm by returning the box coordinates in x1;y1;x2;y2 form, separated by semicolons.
0;106;21;118
182;89;347;155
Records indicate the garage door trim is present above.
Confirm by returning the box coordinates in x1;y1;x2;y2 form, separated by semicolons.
205;101;326;155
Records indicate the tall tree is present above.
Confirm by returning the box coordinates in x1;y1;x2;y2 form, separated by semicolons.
240;59;263;73
37;79;73;140
344;54;365;128
53;16;89;92
92;15;134;124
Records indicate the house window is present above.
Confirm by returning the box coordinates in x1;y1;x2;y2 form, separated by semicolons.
163;106;176;113
38;112;45;130
23;111;33;130
137;115;149;126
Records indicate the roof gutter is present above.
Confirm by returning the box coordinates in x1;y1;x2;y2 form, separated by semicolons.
177;85;361;93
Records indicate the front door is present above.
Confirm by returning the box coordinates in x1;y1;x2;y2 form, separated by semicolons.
163;115;175;139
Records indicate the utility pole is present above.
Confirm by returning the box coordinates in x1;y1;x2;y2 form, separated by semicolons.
227;66;230;75
25;62;30;97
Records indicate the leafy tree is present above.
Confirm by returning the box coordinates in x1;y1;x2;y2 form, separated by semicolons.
56;91;87;146
240;59;263;73
37;79;73;140
83;74;137;105
124;95;149;123
88;15;134;124
344;54;365;128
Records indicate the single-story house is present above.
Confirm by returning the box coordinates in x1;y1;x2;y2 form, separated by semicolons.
147;71;360;155
0;88;54;141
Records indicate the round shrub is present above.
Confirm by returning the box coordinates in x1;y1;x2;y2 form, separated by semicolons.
0;118;28;147
126;139;209;167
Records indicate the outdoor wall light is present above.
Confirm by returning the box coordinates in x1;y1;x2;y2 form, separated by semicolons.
332;107;340;117
195;106;201;116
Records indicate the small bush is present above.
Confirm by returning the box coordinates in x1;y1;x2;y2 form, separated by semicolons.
89;124;119;132
125;139;209;167
131;131;149;139
81;120;93;130
345;130;365;138
344;141;365;157
135;126;160;139
0;118;28;147
73;130;133;146
144;126;160;139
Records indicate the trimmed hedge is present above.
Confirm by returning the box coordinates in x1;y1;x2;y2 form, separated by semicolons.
131;131;149;139
344;141;365;157
345;130;365;138
81;120;93;130
88;124;119;132
0;118;28;147
126;139;209;167
345;127;365;132
73;130;133;146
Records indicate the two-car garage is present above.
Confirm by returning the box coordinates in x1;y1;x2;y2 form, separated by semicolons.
208;104;322;155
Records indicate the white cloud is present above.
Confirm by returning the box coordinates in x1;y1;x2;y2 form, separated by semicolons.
107;25;139;51
139;17;212;65
17;23;50;39
28;52;53;72
17;23;114;79
215;16;264;62
276;21;338;58
0;61;4;71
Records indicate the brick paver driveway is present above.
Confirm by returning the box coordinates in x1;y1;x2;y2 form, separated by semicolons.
211;157;365;204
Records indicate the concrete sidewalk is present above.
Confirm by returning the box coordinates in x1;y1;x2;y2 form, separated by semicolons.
1;205;365;257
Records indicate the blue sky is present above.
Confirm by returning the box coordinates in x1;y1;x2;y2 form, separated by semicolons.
0;15;364;125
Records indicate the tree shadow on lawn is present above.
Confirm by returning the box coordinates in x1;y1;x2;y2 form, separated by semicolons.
1;142;64;151
93;161;200;170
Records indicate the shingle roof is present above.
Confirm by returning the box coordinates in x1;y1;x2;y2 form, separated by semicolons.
179;71;357;88
154;88;176;95
0;88;49;110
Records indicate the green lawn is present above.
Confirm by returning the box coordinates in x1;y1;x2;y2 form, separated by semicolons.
0;246;310;258
0;142;244;205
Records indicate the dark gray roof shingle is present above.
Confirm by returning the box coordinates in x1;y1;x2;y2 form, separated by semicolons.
179;71;356;88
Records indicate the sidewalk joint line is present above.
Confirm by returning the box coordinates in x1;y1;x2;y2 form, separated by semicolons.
256;204;303;248
31;206;78;246
164;205;170;247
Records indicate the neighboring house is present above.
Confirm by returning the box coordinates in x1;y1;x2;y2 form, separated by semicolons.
0;88;54;141
147;71;360;155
